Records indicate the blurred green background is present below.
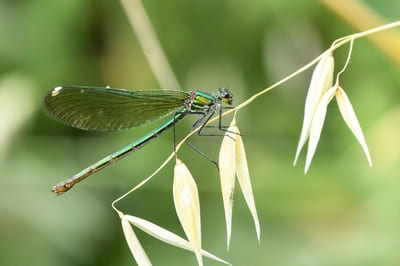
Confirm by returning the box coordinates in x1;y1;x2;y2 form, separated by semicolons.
1;0;400;265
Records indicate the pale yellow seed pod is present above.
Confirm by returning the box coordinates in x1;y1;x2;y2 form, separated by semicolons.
173;158;203;266
234;123;260;242
295;54;335;165
335;87;372;166
219;120;238;249
219;116;260;247
121;216;151;266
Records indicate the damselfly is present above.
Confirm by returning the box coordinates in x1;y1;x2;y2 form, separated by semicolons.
44;86;233;194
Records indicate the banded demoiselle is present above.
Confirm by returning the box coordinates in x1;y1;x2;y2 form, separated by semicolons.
44;86;233;194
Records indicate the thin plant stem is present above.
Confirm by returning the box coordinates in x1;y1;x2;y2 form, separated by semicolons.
335;39;354;86
321;0;400;67
120;0;180;89
112;152;175;212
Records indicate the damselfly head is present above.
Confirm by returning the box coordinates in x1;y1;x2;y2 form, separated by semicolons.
218;88;233;105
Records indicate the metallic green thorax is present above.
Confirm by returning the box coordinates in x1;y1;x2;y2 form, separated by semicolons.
192;91;215;109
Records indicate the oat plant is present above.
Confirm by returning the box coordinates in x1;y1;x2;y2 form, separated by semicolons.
112;5;400;264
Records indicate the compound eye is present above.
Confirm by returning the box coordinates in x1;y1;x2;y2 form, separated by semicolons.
219;88;233;105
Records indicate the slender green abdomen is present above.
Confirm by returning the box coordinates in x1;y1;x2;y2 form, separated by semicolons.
52;109;187;194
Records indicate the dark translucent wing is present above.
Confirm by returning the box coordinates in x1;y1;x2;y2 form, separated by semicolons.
44;86;188;131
